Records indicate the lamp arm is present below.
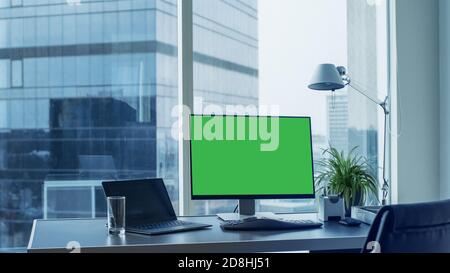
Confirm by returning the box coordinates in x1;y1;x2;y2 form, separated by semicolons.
346;82;390;116
336;66;390;204
345;82;390;205
347;82;382;104
337;67;389;113
381;113;389;205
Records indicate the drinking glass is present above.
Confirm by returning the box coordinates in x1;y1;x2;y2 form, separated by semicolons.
107;196;126;235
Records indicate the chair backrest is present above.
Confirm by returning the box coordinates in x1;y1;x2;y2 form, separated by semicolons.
363;199;450;253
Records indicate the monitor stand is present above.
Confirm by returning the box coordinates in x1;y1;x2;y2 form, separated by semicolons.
217;199;276;221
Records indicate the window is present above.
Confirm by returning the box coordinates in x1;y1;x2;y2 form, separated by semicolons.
346;0;389;203
191;0;259;215
0;0;178;251
11;0;23;7
0;0;390;251
190;0;389;215
0;59;9;88
11;59;23;88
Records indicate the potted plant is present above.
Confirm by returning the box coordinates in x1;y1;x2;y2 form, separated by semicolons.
315;147;379;217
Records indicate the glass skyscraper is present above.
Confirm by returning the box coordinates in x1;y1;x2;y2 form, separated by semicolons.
0;0;258;250
327;94;349;154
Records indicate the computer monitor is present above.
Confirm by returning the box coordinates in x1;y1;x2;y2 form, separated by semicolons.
190;115;315;220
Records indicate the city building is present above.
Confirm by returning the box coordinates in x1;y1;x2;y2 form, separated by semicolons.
327;94;349;154
326;94;378;177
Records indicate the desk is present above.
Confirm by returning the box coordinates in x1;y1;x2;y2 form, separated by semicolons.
27;214;370;253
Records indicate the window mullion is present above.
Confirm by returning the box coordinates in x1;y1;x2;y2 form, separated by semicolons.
178;0;194;216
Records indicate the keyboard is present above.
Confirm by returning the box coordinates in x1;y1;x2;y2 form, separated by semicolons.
134;220;191;230
128;220;212;235
221;217;323;231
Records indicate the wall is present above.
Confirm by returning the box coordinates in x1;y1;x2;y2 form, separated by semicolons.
440;0;450;199
394;0;440;203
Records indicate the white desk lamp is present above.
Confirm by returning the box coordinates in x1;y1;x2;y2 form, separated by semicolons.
308;64;389;205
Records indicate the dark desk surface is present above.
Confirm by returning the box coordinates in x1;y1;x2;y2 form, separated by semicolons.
28;214;370;253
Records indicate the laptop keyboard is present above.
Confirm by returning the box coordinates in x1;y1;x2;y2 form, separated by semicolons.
134;220;190;230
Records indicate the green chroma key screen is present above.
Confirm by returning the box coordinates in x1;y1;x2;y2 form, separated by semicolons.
190;115;315;199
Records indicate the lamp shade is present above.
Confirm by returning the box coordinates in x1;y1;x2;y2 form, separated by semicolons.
308;64;345;91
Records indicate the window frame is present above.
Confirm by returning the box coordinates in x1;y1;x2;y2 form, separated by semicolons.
10;59;23;88
178;0;194;216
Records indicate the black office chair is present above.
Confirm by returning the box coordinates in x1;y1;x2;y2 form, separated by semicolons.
362;199;450;253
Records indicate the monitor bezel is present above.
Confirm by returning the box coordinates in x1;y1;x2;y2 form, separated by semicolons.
189;115;316;200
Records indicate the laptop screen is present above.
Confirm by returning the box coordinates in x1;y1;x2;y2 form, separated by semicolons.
102;179;177;226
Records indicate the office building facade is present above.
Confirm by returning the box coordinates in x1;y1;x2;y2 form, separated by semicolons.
327;94;349;154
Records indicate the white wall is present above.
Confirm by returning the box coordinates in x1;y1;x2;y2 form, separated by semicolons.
393;0;440;203
440;0;450;199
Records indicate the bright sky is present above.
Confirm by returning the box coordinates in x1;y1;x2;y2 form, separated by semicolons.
258;0;347;136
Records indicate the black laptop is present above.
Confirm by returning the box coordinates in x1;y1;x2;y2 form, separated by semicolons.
102;178;212;235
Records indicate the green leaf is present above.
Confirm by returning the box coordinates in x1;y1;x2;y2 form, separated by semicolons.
315;145;379;207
